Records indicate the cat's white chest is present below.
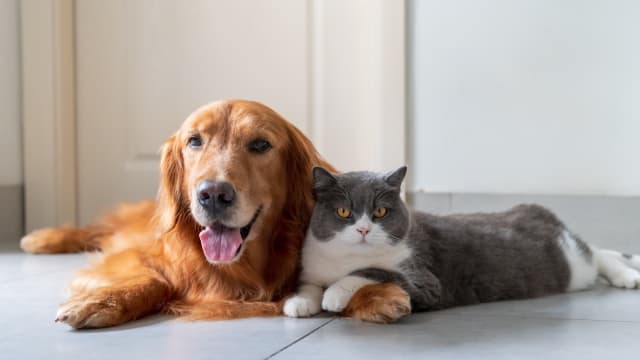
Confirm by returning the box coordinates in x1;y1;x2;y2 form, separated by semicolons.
300;234;411;287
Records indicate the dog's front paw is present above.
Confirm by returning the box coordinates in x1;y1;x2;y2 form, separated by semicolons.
56;295;124;329
284;295;321;317
322;284;353;313
342;283;411;323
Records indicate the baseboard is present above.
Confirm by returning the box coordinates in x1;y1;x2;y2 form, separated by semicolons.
407;191;640;253
0;184;24;248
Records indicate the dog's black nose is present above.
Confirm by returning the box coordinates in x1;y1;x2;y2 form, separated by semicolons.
198;180;236;212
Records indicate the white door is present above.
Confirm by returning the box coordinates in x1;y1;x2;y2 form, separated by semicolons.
22;0;405;230
74;0;310;224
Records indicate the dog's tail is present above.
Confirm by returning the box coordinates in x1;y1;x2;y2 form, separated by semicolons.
21;200;155;254
165;300;283;321
20;225;112;254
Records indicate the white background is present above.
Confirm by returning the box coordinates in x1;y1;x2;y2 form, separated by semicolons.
3;1;640;197
14;0;404;229
409;0;640;196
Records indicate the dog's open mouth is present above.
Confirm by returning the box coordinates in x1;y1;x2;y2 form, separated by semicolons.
198;206;262;263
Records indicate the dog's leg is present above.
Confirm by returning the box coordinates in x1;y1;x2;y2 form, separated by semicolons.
341;283;411;323
166;300;282;320
56;249;171;329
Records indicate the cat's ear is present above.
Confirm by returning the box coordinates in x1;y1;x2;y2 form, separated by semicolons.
313;166;338;189
384;166;408;189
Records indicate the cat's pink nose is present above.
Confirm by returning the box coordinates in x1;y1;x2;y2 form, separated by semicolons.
357;227;370;236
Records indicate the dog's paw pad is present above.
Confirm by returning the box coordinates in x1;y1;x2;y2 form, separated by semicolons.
55;298;122;329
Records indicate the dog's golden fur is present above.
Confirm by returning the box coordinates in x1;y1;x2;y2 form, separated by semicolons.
21;99;406;328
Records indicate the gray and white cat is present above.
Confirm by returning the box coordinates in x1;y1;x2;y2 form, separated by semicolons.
284;166;640;318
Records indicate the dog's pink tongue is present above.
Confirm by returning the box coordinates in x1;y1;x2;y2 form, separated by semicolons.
199;226;242;262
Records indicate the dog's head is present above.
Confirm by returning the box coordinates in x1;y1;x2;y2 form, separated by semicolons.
157;100;326;264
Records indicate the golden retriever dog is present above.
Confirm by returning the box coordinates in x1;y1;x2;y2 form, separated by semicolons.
21;100;411;328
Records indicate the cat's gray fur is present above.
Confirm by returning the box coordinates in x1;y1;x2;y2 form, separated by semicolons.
305;166;631;312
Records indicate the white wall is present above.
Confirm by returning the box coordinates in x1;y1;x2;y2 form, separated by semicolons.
0;0;22;186
409;0;640;196
311;0;405;173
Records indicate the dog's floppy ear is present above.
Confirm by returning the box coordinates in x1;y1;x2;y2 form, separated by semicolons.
155;135;186;232
284;126;318;226
281;124;337;230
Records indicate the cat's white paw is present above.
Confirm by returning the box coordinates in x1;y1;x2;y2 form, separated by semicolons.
284;295;321;318
322;284;353;313
321;276;377;313
608;268;640;289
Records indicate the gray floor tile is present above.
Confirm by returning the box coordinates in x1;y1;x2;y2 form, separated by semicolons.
0;252;330;360
0;252;89;283
4;251;640;359
0;314;331;360
443;284;640;322
1;268;80;309
275;313;640;360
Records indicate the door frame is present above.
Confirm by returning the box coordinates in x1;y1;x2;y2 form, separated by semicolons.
308;0;406;173
21;0;406;230
21;0;77;231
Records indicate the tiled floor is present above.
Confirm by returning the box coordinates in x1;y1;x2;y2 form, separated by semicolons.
2;242;639;360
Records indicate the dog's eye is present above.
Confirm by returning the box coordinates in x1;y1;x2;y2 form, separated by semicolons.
187;134;203;148
248;139;272;154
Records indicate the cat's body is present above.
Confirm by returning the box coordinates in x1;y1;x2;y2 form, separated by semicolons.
284;167;640;319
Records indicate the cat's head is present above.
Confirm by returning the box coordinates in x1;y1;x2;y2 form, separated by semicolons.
309;166;410;247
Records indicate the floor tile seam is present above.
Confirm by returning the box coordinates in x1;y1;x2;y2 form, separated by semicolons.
265;317;336;359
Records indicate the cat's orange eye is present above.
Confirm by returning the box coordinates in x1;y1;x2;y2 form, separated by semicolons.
336;208;351;218
373;207;388;218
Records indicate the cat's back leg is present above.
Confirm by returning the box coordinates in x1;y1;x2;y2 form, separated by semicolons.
558;230;599;291
595;249;640;289
560;230;640;290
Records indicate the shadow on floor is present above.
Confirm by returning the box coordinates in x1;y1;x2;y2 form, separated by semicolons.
68;314;176;333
